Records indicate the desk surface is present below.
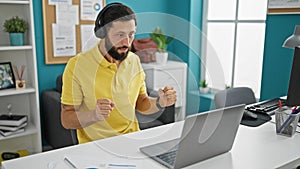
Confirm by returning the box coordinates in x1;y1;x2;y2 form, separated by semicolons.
3;120;300;169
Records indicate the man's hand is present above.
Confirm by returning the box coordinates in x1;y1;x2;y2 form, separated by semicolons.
95;98;114;120
158;86;177;107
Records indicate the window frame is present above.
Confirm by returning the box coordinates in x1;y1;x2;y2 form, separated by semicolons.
201;0;267;97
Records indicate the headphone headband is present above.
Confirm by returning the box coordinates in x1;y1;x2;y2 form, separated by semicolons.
94;2;123;38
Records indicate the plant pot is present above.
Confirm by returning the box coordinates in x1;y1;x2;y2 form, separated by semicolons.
155;52;168;65
9;33;24;46
199;87;210;94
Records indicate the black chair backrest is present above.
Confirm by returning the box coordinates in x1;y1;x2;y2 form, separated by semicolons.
214;87;256;108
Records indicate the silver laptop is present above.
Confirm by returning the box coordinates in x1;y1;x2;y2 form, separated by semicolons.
140;104;245;169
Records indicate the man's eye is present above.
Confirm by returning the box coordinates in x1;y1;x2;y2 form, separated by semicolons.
129;33;135;37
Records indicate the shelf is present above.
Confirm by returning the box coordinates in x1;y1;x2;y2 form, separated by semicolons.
142;61;187;69
189;90;215;100
0;87;35;97
0;0;29;4
0;123;38;141
142;61;187;121
0;0;42;153
0;45;33;51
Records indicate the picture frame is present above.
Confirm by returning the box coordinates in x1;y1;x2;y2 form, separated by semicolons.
0;62;16;90
268;0;300;14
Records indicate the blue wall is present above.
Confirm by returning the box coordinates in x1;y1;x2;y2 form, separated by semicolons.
261;14;300;101
33;0;65;95
186;0;203;115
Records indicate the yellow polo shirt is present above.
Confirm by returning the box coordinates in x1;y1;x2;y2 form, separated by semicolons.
61;41;147;143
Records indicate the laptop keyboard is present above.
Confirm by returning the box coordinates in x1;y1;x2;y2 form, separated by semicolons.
156;150;178;166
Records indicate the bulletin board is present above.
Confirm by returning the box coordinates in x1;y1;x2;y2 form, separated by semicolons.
42;0;106;64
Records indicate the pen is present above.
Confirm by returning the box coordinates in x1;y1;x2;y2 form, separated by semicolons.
278;99;282;110
64;157;78;169
108;163;136;168
292;106;298;113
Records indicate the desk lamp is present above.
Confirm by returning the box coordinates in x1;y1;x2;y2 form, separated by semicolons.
282;25;300;106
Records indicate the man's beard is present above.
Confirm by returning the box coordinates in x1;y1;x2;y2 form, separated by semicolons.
105;38;130;61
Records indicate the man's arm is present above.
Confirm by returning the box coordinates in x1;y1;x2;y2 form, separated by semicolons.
136;86;177;115
61;104;97;129
135;94;159;115
61;99;114;129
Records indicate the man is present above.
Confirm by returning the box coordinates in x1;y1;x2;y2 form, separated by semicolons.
61;3;176;144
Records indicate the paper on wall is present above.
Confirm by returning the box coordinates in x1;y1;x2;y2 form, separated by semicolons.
81;24;99;52
81;0;103;20
48;0;72;6
52;24;76;57
56;4;79;25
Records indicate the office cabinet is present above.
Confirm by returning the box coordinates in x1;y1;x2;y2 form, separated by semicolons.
142;61;187;121
0;0;41;154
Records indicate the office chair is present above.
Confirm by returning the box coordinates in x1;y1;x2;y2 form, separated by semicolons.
214;87;271;127
214;87;256;109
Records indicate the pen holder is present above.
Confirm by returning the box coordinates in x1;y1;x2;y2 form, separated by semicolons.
275;107;300;137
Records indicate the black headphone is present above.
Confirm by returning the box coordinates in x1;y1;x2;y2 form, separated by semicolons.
94;2;122;39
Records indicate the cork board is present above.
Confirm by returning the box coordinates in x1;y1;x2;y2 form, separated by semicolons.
42;0;106;64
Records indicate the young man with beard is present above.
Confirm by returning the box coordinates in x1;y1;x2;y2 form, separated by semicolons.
60;3;177;144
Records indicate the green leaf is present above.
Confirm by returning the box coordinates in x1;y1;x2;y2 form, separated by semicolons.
149;26;174;52
200;80;208;88
166;36;174;44
3;16;28;33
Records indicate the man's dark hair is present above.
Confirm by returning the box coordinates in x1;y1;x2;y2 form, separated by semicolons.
94;3;136;38
101;4;137;28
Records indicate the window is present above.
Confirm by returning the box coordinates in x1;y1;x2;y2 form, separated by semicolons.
201;0;268;98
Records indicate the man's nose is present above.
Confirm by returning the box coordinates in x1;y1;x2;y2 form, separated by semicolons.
120;36;130;46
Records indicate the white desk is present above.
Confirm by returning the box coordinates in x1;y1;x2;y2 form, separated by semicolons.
2;121;300;169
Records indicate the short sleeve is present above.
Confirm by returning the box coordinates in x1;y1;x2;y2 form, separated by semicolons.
139;69;147;95
61;57;83;106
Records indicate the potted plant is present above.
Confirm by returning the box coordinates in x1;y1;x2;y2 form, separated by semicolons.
150;27;174;65
199;79;209;93
3;16;28;46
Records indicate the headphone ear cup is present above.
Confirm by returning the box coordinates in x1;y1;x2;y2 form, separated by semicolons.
95;27;105;39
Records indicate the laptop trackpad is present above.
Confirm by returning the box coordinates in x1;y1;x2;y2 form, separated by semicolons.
140;138;180;157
